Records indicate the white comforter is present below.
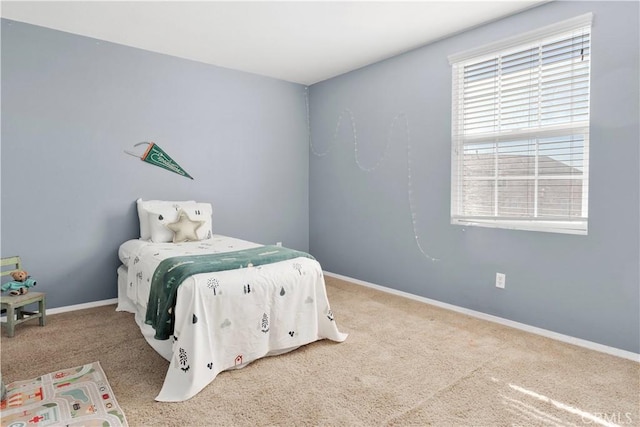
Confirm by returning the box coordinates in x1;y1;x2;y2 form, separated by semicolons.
116;235;347;401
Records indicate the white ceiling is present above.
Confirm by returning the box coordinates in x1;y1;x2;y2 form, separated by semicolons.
1;1;547;85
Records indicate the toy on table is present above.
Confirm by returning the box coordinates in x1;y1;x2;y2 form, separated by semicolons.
1;270;37;296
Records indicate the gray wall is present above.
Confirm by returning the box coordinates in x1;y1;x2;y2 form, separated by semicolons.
309;1;640;353
1;19;309;309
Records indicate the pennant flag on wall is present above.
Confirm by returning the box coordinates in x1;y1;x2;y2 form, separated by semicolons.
125;142;194;180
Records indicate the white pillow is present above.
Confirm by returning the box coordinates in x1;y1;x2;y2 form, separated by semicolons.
147;202;213;243
136;199;196;240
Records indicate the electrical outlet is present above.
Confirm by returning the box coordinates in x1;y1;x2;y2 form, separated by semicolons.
496;273;506;289
276;241;282;247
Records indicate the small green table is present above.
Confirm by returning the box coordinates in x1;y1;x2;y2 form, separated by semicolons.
0;292;46;337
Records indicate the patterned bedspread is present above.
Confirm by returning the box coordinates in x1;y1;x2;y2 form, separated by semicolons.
146;245;316;340
118;235;347;402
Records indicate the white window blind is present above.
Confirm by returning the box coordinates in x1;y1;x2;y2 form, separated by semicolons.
450;15;592;235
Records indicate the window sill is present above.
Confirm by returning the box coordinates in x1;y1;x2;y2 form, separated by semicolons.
451;218;587;235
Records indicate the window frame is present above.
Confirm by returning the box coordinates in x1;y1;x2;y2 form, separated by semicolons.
448;14;593;235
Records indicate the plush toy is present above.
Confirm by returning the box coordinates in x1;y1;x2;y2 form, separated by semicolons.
1;270;37;296
11;270;28;282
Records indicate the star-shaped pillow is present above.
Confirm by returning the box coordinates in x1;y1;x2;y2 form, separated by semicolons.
166;209;204;243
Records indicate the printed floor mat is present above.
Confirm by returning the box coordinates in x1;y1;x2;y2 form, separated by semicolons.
1;361;127;427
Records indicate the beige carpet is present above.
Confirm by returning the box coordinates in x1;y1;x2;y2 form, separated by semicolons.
1;276;638;426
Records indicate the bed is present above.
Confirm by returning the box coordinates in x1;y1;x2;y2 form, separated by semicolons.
116;199;347;402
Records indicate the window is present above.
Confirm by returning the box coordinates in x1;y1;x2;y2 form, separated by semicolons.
449;14;592;235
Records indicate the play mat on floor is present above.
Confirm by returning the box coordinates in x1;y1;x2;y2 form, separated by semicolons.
0;361;127;427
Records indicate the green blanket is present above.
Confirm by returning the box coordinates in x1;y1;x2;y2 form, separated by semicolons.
145;245;315;340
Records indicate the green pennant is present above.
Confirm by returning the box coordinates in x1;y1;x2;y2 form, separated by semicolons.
140;143;194;180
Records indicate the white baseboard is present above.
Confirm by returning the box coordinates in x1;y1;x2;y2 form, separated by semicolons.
45;298;118;316
324;271;640;363
2;298;118;322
